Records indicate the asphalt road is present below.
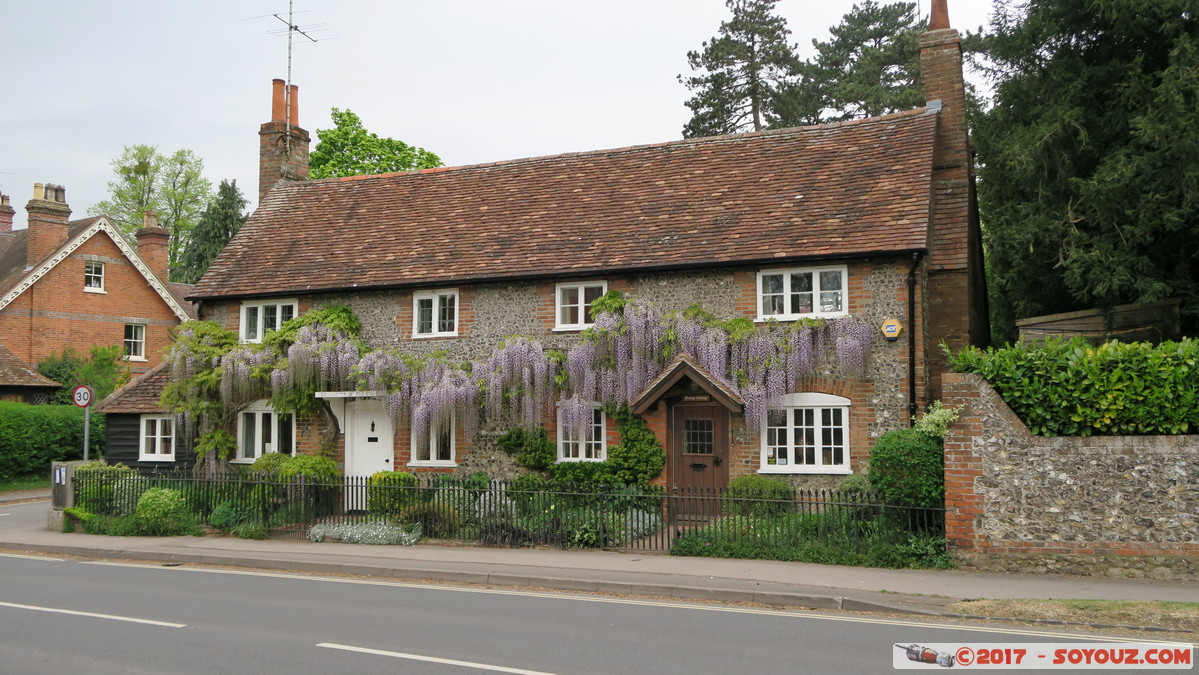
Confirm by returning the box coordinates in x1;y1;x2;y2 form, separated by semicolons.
2;552;1192;674
0;498;49;531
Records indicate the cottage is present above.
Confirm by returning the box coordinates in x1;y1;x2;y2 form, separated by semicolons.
119;2;987;490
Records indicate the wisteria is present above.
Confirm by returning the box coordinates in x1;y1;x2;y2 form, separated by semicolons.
219;345;275;406
283;324;361;392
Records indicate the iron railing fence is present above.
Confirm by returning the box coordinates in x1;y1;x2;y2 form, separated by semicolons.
72;471;944;553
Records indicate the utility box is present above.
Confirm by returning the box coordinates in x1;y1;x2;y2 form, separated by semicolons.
50;460;86;510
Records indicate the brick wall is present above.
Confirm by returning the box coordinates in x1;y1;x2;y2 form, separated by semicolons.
943;372;1199;580
0;230;183;375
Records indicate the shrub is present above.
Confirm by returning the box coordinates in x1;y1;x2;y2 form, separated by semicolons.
0;402;105;479
497;427;556;471
73;462;136;514
396;502;461;538
723;474;794;516
209;500;256;531
249;452;293;477
912;400;960;439
604;407;666;486
867;428;943;509
133;487;201;536
279;455;341;482
474;492;517;522
309;521;421;545
367;471;419;514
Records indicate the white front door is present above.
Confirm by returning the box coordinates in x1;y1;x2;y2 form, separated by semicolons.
345;399;394;477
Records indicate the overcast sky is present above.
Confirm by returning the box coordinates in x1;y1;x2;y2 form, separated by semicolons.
0;1;993;230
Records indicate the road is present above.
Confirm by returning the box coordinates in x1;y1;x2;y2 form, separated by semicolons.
1;549;1193;675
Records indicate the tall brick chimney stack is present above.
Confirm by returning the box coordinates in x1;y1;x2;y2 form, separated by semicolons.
258;78;310;204
25;183;71;267
135;210;170;281
921;0;990;399
0;195;14;233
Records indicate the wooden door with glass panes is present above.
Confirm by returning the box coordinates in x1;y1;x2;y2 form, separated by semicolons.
671;405;729;496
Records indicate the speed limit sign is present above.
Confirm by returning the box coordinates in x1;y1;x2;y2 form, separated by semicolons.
72;385;94;408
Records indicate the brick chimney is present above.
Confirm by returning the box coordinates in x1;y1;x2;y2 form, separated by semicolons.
921;0;989;398
258;78;310;204
0;194;14;233
135;210;170;281
25;183;71;267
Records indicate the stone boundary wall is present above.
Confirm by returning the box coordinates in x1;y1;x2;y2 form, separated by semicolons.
942;372;1198;581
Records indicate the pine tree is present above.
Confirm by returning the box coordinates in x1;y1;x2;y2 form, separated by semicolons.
173;180;248;285
679;0;800;137
976;0;1199;338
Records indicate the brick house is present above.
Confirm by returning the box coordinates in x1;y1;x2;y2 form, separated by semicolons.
0;186;195;405
119;2;987;488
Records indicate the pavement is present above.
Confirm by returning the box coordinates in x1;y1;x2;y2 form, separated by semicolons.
3;489;1198;623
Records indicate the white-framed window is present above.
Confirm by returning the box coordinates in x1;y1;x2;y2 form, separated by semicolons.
84;260;105;292
409;417;455;467
235;400;296;462
413;289;458;338
757;266;848;321
124;324;146;361
139;415;174;462
760;392;850;474
557;404;606;462
555;281;607;330
240;299;297;343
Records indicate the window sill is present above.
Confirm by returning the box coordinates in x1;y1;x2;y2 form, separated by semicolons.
407;461;456;468
551;326;592;333
411;333;459;340
84;287;106;294
556;457;607;463
755;313;848;323
758;467;851;475
124;356;148;362
138;457;175;463
230;459;255;465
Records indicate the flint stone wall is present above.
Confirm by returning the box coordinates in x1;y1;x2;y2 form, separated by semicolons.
943;372;1199;580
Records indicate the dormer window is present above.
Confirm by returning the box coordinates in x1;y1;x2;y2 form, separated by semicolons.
84;261;104;292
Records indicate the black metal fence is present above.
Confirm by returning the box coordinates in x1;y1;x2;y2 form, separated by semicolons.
72;472;944;554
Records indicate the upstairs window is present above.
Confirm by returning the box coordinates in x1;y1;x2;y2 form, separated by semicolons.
235;400;295;462
757;267;848;321
139;415;174;462
555;281;606;330
240;299;297;343
413;289;458;338
124;324;146;361
84;261;105;292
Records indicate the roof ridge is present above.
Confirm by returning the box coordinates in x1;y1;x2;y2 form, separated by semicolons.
299;107;934;187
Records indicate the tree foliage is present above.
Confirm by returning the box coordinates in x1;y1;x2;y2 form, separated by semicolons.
309;108;442;179
173;179;248;285
91;145;213;281
976;0;1199;338
37;345;129;405
679;0;800;137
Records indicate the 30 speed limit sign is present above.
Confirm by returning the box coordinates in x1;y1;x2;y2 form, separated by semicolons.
72;385;94;408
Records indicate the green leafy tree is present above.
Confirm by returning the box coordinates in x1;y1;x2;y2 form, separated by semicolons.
679;0;800;137
91;144;213;281
308;108;442;179
776;1;924;125
37;345;129;405
976;0;1199;340
173;179;248;285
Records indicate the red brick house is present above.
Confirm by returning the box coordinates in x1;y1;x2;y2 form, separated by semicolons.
0;185;195;404
125;3;987;487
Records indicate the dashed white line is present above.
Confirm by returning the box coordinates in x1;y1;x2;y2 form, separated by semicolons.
317;643;556;674
0;601;185;627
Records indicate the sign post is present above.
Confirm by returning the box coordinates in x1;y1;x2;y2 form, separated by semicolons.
72;385;94;461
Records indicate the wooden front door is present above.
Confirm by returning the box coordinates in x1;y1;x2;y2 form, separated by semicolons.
670;404;730;493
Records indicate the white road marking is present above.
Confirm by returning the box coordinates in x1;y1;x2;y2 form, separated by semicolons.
0;552;64;561
317;643;556;674
76;561;1195;646
0;600;185;627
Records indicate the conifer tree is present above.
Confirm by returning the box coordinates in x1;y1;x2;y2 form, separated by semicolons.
173;180;248;285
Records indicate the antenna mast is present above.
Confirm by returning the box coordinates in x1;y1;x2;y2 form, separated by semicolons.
247;2;325;151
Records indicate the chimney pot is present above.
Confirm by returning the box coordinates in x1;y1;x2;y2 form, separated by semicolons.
0;194;14;234
929;0;950;30
271;78;286;122
25;182;72;267
288;84;300;127
136;213;170;281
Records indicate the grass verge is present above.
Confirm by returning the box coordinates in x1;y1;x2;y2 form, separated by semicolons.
948;599;1199;633
0;474;50;493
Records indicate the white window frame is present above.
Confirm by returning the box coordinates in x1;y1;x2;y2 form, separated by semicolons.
83;260;105;293
239;299;298;343
756;266;848;321
234;400;296;463
554;281;607;331
139;415;175;462
759;392;851;474
409;416;456;467
412;289;459;338
124;324;146;361
557;404;606;462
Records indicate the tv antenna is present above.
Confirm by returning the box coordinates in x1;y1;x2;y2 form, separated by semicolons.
245;1;330;149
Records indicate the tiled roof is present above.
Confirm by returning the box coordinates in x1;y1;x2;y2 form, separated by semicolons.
193;108;938;299
0;343;60;388
166;282;198;319
0;218;99;299
95;362;168;414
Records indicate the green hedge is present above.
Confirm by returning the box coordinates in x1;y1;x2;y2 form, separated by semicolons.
950;338;1199;436
0;402;104;479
